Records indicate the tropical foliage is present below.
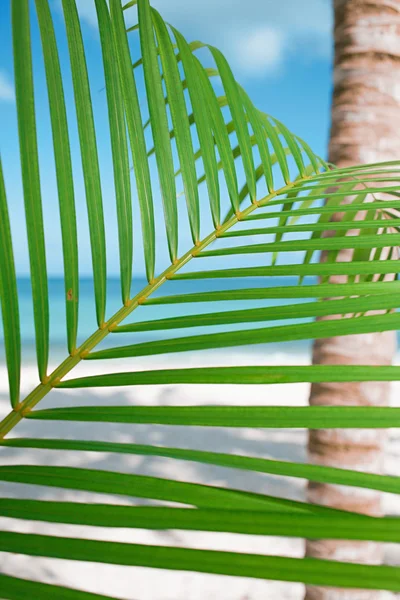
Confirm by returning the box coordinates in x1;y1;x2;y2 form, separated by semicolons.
1;0;400;597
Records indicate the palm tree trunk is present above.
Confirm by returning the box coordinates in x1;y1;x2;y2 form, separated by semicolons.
305;1;400;599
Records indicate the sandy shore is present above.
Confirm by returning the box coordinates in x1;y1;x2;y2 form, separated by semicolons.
0;350;399;599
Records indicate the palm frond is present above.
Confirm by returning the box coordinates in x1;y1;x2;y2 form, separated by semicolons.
1;0;400;596
62;0;107;326
12;0;49;381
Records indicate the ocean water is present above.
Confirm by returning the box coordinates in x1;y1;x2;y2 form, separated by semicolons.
0;276;323;364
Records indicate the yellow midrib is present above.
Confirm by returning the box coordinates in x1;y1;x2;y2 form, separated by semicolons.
0;181;297;440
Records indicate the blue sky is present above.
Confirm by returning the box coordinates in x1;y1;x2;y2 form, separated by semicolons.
0;0;333;277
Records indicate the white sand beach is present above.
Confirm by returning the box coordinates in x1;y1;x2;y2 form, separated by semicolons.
0;350;399;599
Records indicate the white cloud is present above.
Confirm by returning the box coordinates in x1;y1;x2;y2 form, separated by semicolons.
74;0;100;28
0;70;15;102
148;0;332;75
229;26;284;75
74;0;332;77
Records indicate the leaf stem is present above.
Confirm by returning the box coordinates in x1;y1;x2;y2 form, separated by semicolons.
0;182;296;440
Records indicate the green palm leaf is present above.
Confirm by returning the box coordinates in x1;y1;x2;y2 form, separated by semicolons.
110;0;156;282
12;0;49;382
1;1;400;597
2;532;400;592
152;8;200;243
1;436;399;496
35;0;79;353
62;0;107;326
0;160;20;407
95;0;132;304
138;0;178;261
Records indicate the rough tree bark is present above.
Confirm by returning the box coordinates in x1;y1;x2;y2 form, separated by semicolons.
305;1;400;599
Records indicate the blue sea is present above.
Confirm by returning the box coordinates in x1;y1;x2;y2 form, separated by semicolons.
0;276;323;364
